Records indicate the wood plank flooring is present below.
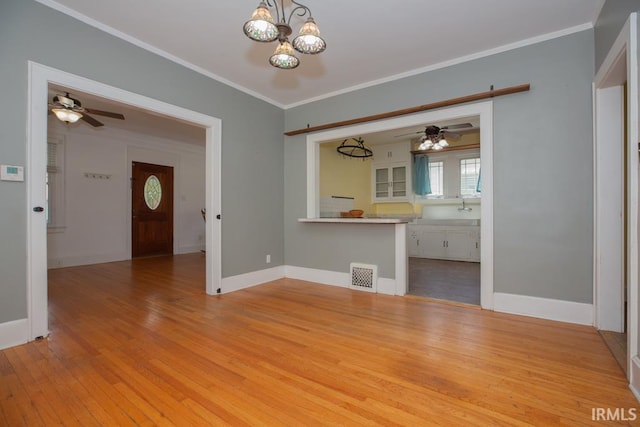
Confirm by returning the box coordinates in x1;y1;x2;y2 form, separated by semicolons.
1;253;637;426
600;330;628;375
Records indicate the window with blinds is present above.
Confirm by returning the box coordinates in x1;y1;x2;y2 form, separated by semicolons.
460;157;481;197
428;161;444;197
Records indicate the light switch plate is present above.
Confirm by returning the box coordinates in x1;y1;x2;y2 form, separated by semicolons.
1;165;24;181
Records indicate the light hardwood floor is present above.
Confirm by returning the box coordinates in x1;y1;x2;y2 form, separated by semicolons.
1;254;637;426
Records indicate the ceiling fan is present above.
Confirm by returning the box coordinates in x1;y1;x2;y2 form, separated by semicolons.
394;122;476;140
49;92;125;127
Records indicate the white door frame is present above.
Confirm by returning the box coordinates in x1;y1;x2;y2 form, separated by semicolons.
593;13;639;391
305;101;494;309
27;62;222;340
593;86;625;332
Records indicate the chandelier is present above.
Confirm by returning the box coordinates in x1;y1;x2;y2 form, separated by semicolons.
243;1;326;69
418;126;449;151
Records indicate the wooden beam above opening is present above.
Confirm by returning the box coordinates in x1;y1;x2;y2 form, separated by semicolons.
284;84;530;137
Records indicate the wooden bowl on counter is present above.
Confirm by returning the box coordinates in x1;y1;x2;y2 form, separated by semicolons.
348;209;364;218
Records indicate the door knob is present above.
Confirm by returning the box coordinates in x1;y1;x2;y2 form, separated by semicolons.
33;206;44;212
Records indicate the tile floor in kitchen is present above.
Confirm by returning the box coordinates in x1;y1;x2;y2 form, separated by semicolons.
408;257;480;305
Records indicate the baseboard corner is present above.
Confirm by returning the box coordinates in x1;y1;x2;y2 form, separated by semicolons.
0;318;29;350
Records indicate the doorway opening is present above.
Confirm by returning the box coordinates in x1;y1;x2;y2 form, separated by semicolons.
407;129;481;305
28;62;222;341
307;102;493;308
593;13;639;385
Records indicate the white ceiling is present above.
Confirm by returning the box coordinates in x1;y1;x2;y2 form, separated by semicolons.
39;0;605;109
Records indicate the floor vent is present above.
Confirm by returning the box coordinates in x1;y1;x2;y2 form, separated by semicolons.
350;263;378;293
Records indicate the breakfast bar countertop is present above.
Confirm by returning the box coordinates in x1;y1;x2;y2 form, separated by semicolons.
298;218;410;224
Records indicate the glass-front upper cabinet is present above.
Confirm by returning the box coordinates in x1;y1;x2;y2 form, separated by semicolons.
371;141;411;202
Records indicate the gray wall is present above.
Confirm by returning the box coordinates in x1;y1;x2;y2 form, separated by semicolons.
594;0;640;72
0;0;284;323
285;30;595;303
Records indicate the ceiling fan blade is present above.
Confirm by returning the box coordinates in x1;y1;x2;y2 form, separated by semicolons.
450;127;479;134
442;132;461;140
80;113;104;127
394;130;422;138
442;123;473;130
85;108;125;120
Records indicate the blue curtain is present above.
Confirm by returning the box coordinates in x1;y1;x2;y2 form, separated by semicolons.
413;155;431;196
476;168;482;193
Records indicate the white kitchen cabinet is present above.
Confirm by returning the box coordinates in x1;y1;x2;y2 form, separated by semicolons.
419;229;447;258
470;229;481;262
372;142;411;202
408;228;420;256
445;230;471;260
372;163;409;201
372;142;410;163
408;225;480;262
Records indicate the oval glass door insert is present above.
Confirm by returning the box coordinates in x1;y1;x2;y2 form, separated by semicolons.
144;175;162;210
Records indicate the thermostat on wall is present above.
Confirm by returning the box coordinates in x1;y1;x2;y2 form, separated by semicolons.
1;165;24;182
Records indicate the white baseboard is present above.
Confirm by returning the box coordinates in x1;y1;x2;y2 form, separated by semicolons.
630;356;640;402
175;245;203;255
493;292;593;325
377;278;397;296
48;252;128;269
48;247;202;268
0;318;29;350
283;265;398;296
284;265;349;288
221;265;285;294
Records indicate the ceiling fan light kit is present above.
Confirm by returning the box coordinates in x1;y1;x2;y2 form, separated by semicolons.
51;107;82;124
49;92;125;127
416;125;465;151
243;0;326;70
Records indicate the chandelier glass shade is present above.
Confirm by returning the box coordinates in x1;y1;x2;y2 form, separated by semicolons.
243;0;326;69
292;17;325;54
269;40;300;69
243;2;278;42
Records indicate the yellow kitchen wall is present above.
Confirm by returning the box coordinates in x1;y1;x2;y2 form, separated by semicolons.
373;203;419;215
320;141;414;215
319;142;373;213
320;137;481;216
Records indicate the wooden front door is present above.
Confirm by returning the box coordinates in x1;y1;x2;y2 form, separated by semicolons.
132;162;174;258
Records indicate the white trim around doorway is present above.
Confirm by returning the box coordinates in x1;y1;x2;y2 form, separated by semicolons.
26;62;222;342
593;13;639;390
304;101;494;309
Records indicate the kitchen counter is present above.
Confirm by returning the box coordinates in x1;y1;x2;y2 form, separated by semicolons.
298;218;409;224
410;218;480;226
